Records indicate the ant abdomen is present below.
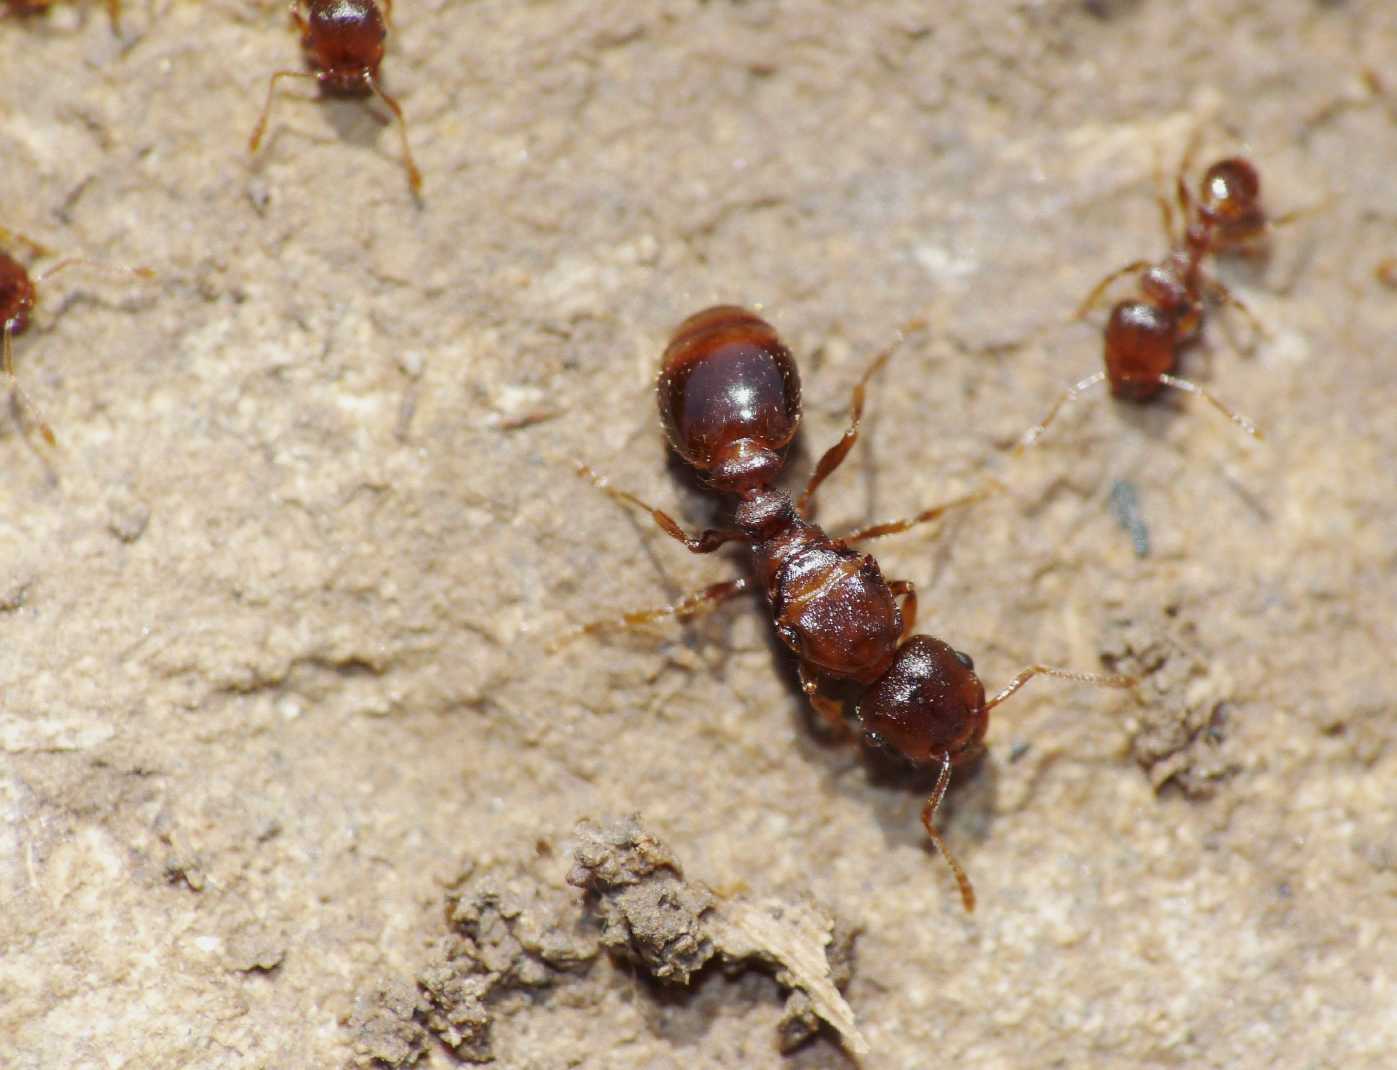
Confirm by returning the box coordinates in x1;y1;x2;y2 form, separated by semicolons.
0;254;36;336
305;0;386;92
657;305;802;493
856;636;988;766
1104;301;1175;401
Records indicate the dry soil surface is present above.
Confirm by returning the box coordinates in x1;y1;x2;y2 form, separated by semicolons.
2;1;1395;1068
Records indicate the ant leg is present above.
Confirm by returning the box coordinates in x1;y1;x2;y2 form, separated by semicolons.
380;0;395;26
921;756;975;913
799;661;851;738
552;577;748;650
365;73;423;195
104;0;120;32
838;481;1002;545
1157;374;1262;440
1152;143;1178;245
2;326;56;447
796;319;925;516
33;258;154;287
888;579;917;640
0;226;54;259
248;70;321;155
576;463;747;554
1074;262;1152;321
288;0;309;35
1175;125;1203;225
983;663;1136;715
1203;276;1269;344
1013;370;1107;453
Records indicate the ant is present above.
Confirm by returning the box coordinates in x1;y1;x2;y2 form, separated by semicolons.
1018;135;1306;451
571;305;1134;912
249;0;423;196
3;0;122;32
0;225;153;447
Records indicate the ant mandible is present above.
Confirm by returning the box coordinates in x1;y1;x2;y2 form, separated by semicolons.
1018;134;1303;450
572;306;1134;912
249;0;423;196
0;225;153;447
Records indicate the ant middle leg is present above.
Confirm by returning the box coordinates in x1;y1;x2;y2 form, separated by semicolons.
2;326;56;447
1013;370;1107;453
575;463;747;553
838;482;1002;546
552;577;749;650
1073;261;1153;321
1203;276;1269;344
796;319;925;516
921;755;975;913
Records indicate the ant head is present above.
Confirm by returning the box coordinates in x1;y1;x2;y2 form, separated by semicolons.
0;253;36;335
658;306;801;494
1198;157;1266;246
855;636;988;766
306;0;386;76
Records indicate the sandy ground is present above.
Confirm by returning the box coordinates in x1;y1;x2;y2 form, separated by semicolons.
1;1;1395;1067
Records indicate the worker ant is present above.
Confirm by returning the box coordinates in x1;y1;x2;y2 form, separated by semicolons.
3;0;122;32
0;225;153;447
249;0;423;196
1019;136;1305;450
571;305;1134;911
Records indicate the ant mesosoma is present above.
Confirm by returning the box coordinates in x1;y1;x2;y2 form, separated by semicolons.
249;0;423;196
0;225;153;446
572;305;1134;912
1019;136;1303;450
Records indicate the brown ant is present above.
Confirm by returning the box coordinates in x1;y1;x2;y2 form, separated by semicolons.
0;225;153;447
1019;137;1306;450
571;305;1134;912
249;0;423;196
3;0;122;32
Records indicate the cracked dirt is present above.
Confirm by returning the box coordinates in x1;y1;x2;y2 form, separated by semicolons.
2;1;1395;1067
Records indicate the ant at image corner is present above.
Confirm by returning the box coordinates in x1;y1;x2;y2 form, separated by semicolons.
2;0;122;32
249;0;423;196
1018;132;1318;452
566;305;1136;913
0;226;153;448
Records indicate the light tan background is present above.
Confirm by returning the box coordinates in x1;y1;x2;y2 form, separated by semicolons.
1;1;1393;1067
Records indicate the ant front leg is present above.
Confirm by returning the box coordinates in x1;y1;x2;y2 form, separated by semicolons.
796;319;924;517
838;482;1002;546
798;660;850;738
552;577;749;651
575;463;747;554
921;755;975;913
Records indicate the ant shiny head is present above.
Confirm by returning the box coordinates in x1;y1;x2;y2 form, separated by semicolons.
249;0;423;196
1018;135;1298;450
0;225;153;447
571;306;1135;912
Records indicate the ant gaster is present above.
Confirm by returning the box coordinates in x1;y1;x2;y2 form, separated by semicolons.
249;0;422;195
0;225;153;446
1019;137;1302;450
574;306;1134;911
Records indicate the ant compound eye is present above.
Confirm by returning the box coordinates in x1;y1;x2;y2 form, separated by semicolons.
954;650;974;671
862;730;887;751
